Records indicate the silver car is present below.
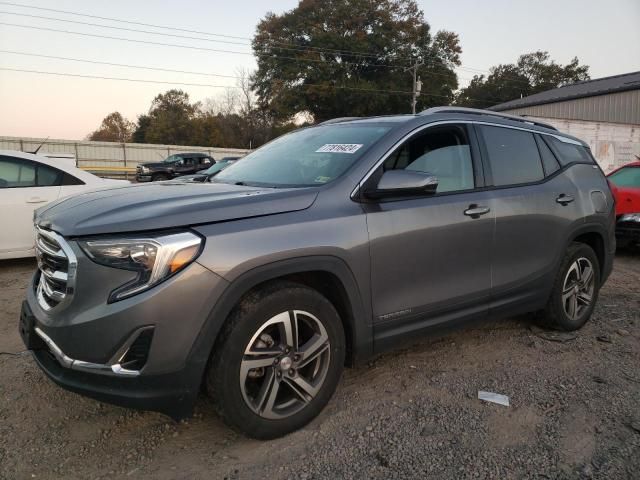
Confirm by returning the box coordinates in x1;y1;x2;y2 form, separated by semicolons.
20;107;615;439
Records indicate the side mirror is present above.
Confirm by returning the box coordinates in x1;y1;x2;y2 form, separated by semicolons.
364;170;438;199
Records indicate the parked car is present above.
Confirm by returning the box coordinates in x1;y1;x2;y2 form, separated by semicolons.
135;153;215;182
20;107;615;439
607;159;640;248
0;150;127;260
174;158;238;183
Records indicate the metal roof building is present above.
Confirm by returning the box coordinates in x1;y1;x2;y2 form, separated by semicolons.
490;71;640;171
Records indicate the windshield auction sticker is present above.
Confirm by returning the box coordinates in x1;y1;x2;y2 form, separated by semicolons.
315;144;363;154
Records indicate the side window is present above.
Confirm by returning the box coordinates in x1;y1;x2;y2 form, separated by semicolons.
608;167;640;188
37;164;63;186
0;156;36;188
382;125;475;193
479;126;544;186
62;173;85;186
182;157;194;166
535;135;561;176
546;136;594;166
199;156;212;166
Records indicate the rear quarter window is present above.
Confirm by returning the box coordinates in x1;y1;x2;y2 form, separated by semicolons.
545;136;593;166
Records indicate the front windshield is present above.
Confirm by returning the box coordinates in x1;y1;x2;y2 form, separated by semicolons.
213;124;391;187
204;161;231;175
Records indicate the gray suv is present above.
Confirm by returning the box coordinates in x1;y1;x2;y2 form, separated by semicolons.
19;107;615;439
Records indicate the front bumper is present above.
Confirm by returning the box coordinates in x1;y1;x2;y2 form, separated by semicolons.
21;256;229;419
135;174;153;182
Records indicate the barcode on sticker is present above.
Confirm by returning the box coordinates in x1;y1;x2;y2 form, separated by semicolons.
316;144;363;154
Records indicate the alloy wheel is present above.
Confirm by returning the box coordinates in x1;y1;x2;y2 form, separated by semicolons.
239;310;331;419
562;257;595;321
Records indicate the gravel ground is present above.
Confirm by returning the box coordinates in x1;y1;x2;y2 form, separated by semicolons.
1;252;639;480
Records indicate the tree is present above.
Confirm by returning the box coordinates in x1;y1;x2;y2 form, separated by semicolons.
251;0;461;122
456;51;590;108
131;114;151;143
87;112;135;142
144;89;200;145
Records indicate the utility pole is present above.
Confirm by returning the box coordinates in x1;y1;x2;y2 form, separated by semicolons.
406;61;423;114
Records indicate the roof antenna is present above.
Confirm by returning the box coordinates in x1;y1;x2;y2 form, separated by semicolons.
30;137;49;154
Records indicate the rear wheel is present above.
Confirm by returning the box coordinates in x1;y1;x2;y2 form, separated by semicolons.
541;242;600;331
206;282;346;439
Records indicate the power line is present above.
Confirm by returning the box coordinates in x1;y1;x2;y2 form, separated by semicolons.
0;49;239;79
0;66;503;105
0;22;412;70
0;1;431;62
0;0;535;86
3;49;508;102
0;22;484;87
0;66;422;96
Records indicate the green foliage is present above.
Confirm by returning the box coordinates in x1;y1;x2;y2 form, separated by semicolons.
117;89;298;149
87;112;135;143
456;51;590;108
143;90;200;145
251;0;461;121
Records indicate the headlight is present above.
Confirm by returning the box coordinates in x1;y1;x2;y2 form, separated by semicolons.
79;231;202;302
620;213;640;223
141;166;149;173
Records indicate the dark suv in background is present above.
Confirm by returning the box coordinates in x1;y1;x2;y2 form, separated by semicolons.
20;107;615;439
135;152;215;182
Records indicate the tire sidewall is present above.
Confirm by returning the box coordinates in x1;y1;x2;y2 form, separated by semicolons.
210;285;346;439
550;243;601;331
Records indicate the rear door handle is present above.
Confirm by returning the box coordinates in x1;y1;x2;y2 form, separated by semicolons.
27;197;47;204
464;205;491;218
556;194;574;205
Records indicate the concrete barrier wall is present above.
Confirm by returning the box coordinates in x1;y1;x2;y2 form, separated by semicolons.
0;136;249;178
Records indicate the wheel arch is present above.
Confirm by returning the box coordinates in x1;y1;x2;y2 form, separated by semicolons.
185;256;373;391
567;223;610;282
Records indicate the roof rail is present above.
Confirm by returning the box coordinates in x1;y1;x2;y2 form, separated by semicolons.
318;117;361;125
419;107;558;131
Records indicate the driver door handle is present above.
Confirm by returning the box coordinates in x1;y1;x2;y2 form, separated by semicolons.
464;204;490;218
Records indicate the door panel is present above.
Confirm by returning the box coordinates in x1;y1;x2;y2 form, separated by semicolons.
488;175;579;311
365;190;494;326
1;185;60;254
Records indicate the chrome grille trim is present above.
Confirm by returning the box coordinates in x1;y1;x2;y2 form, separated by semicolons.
35;227;77;312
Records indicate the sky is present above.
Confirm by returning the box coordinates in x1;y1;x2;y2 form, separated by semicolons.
0;0;638;140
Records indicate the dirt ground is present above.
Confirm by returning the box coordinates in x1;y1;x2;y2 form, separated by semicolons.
1;253;639;480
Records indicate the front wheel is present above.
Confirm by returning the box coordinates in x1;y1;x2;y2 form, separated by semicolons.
206;282;346;439
541;242;600;331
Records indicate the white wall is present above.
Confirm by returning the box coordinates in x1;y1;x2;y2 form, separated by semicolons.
0;136;249;170
524;117;640;172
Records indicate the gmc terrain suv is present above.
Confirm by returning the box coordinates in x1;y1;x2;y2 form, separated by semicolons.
20;107;615;439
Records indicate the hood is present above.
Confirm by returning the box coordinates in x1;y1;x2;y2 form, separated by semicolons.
35;182;318;237
138;162;167;168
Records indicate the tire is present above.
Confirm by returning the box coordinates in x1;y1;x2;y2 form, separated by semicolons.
152;173;171;181
540;242;600;331
206;281;346;439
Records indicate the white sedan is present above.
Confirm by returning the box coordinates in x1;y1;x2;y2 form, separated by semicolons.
0;150;128;259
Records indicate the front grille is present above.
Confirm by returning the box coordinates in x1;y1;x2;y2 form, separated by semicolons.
35;228;76;311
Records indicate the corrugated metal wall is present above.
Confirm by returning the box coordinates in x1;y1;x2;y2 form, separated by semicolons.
520;116;639;172
0;136;249;173
500;90;640;125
